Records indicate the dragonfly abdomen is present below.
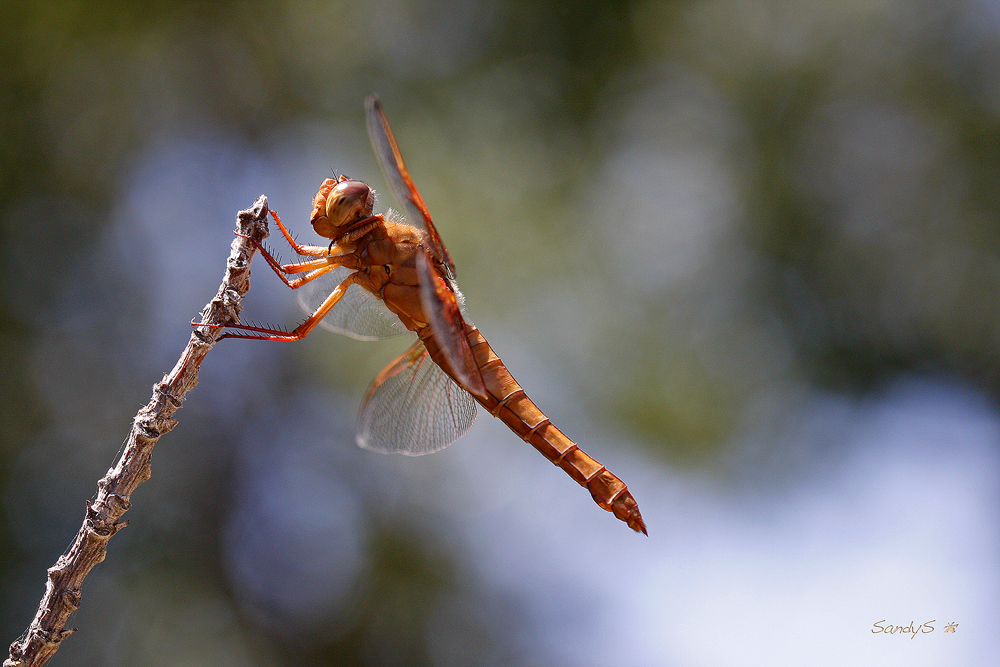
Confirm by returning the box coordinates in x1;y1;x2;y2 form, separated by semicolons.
463;326;647;534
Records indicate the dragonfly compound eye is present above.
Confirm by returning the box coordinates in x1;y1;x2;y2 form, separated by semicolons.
326;179;374;227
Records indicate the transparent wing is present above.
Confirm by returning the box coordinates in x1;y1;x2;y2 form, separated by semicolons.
365;95;456;277
357;340;478;455
416;252;487;400
296;264;405;341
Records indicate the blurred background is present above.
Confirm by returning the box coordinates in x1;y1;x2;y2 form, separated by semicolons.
2;0;998;664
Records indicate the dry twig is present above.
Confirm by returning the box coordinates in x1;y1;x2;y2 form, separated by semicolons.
5;196;270;667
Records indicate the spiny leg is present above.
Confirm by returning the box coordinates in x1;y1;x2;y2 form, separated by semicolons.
245;210;362;289
269;208;333;257
238;229;338;288
220;272;361;341
259;256;356;290
270;209;380;257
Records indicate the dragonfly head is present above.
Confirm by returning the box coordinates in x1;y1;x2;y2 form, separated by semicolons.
311;178;375;239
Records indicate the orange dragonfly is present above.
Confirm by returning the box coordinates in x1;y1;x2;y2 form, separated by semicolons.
216;97;646;534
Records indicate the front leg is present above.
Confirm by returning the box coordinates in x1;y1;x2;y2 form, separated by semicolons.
272;208;379;257
246;208;362;289
270;208;339;257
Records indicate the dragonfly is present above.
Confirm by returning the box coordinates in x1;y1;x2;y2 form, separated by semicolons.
212;96;646;534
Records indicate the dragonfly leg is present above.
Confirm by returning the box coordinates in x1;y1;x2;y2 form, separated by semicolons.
245;213;362;290
270;209;381;258
269;209;338;257
221;272;361;341
264;258;360;290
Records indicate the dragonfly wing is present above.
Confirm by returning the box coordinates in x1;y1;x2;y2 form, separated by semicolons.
417;251;487;400
357;340;478;455
365;95;456;277
296;265;405;341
